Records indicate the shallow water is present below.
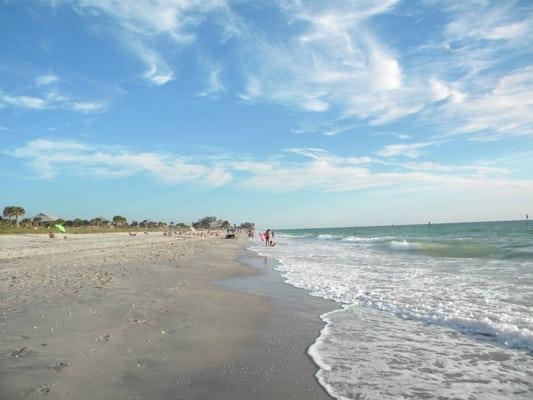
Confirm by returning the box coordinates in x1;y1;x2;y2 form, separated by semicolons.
249;221;533;399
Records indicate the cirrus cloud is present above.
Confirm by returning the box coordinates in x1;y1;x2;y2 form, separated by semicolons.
7;140;533;200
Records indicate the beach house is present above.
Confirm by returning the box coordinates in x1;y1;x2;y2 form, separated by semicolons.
32;212;60;226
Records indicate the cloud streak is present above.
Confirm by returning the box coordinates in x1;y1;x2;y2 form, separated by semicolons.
377;141;442;159
7;139;231;187
36;74;59;86
38;0;533;142
237;1;422;124
8;140;533;199
56;0;239;86
0;88;106;113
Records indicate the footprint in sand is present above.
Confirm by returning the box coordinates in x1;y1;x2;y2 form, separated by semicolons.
136;359;150;368
23;384;50;398
10;346;31;358
96;334;110;342
49;361;71;372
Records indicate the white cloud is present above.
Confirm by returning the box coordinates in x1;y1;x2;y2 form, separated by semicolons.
445;4;532;42
7;140;533;200
392;160;511;177
370;45;402;91
484;20;531;40
239;147;533;194
144;62;174;86
71;101;106;113
128;42;175;86
314;123;362;137
0;94;48;109
236;0;532;138
33;0;533;140
0;89;106;113
377;141;441;159
235;1;434;126
55;0;240;86
438;66;533;139
197;63;225;98
429;78;466;103
399;2;533;141
8;139;232;187
239;75;262;102
36;74;59;86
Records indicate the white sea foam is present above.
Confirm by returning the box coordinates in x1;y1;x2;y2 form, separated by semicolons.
276;233;313;238
317;234;337;239
341;236;392;242
248;231;533;399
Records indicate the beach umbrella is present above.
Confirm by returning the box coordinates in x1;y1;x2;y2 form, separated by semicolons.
54;224;66;233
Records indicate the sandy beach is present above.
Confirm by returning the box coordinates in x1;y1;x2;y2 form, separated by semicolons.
0;233;331;399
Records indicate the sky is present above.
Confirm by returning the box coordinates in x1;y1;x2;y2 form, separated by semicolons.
0;0;532;228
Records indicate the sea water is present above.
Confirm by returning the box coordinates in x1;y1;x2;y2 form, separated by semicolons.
249;221;533;399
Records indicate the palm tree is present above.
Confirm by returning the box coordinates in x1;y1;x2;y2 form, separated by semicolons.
3;206;25;227
90;217;103;227
112;215;127;226
14;207;25;227
3;206;14;224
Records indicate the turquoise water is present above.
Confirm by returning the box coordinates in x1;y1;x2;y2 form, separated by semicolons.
278;220;533;260
251;220;533;399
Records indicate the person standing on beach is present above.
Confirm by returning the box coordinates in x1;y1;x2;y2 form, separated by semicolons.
265;229;270;247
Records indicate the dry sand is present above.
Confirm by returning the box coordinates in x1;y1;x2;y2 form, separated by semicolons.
0;233;266;399
0;233;332;400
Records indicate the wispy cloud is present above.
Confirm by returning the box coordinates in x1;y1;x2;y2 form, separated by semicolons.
0;93;48;109
441;66;533;140
235;0;533;139
237;1;423;124
36;74;59;86
445;2;533;42
377;141;442;159
418;1;533;139
429;78;466;103
197;62;225;98
7;139;232;187
8;140;533;199
0;89;106;113
53;0;240;86
239;147;533;195
24;0;533;141
126;41;175;86
71;101;106;113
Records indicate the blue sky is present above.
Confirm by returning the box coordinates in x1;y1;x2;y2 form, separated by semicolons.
1;0;532;228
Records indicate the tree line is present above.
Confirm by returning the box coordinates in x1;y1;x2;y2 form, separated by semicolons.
191;216;255;230
2;205;254;231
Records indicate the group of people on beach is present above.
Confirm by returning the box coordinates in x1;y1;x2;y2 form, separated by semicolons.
260;229;276;247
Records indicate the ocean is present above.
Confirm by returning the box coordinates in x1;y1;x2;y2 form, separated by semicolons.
249;220;533;399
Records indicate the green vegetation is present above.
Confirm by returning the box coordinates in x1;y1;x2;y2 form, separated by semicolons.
3;206;25;227
192;216;218;229
238;222;255;230
0;205;255;235
112;215;127;225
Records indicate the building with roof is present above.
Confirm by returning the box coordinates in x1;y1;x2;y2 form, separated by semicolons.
32;213;60;225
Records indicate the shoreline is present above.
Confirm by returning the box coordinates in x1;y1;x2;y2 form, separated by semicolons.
218;249;337;399
0;232;336;399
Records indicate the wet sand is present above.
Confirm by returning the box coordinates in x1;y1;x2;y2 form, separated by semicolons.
0;233;334;399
